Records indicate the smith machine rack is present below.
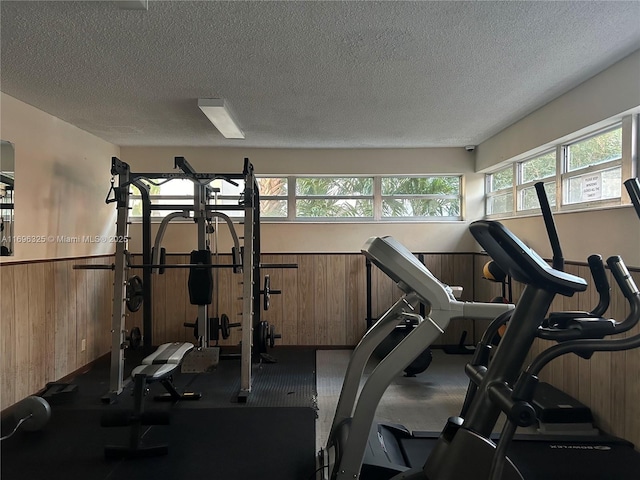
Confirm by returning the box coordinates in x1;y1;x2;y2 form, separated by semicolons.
75;156;294;403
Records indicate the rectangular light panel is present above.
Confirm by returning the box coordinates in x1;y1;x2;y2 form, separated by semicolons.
198;98;245;139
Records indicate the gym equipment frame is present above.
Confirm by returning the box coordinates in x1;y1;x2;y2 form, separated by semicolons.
89;156;286;402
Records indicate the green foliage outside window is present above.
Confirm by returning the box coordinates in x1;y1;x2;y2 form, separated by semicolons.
382;177;460;217
568;128;622;172
489;167;513;191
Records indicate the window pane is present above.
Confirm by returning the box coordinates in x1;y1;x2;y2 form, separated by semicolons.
567;128;622;172
519;182;556;211
521;152;556;183
210;178;245;196
381;176;460;195
487;192;513;215
295;177;372;196
258;177;287;196
488;167;513;192
260;199;287;217
382;198;460;217
296;198;373;218
564;167;622;204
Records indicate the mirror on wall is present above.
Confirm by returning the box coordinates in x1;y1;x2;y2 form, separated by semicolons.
1;140;15;256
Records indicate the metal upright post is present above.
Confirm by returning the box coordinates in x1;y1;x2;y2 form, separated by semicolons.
194;180;209;347
239;159;255;402
134;180;152;351
109;157;131;396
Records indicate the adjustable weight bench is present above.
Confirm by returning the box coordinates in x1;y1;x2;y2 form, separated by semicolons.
102;342;201;459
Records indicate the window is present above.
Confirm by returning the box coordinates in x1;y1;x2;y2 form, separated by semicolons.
562;127;622;205
129;175;463;222
295;177;374;219
258;177;288;218
381;176;460;219
486;166;513;215
517;151;556;211
130;178;248;218
485;121;633;217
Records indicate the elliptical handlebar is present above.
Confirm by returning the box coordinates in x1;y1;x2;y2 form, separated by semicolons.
624;177;640;220
535;181;564;271
527;256;640;376
587;254;610;317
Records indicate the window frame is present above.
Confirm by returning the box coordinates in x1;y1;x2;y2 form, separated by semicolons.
129;174;464;223
485;164;515;217
485;118;635;219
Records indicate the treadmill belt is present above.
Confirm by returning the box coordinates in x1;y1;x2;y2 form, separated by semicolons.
398;436;640;479
508;438;640;480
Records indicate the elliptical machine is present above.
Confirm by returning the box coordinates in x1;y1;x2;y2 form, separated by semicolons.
322;178;640;480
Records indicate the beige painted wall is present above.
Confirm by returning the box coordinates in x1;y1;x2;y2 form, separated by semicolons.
0;93;120;262
501;206;640;268
475;49;640;268
476;49;640;172
121;146;485;253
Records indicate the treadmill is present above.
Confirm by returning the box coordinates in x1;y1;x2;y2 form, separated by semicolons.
324;235;514;479
323;228;640;480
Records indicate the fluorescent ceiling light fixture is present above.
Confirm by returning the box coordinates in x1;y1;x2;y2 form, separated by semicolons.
198;98;245;139
118;1;149;11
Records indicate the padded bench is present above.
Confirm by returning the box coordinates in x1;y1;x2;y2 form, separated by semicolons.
102;342;200;459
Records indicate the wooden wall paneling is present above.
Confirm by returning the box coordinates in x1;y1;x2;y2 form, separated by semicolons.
278;254;299;346
27;263;46;395
1;264;16;409
452;254;474;301
624;344;640;448
97;262;112;356
436;255;466;346
86;259;98;361
14;264;30;401
326;255;347;345
43;262;56;383
67;261;78;380
371;261;394;320
423;254;442;281
346;254;366;345
439;254;456;288
296;255;315;345
313;255;328;345
74;259;88;369
589;350;613;432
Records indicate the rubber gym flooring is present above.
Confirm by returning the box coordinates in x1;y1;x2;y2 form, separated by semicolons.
1;347;318;480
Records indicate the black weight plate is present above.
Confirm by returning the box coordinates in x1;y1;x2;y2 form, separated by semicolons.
129;326;142;349
263;275;271;311
220;314;230;339
126;275;144;312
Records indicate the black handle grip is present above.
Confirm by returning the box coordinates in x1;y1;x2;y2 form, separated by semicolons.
624;178;640;220
587;254;610;317
607;256;639;299
534;182;564;271
588;255;609;294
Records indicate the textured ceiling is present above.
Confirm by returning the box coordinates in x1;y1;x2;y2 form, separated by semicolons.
1;1;639;148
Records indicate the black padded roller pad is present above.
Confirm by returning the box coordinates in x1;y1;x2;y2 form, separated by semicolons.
188;250;213;305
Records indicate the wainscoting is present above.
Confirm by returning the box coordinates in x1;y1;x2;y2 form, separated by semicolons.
125;253;477;348
3;252;639;449
0;256;113;410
